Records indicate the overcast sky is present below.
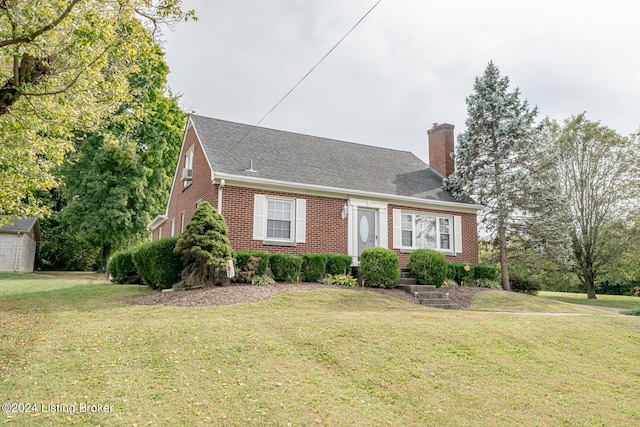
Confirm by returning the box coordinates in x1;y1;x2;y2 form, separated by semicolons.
161;0;640;163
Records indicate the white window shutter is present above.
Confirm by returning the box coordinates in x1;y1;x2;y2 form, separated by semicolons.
295;199;306;243
392;209;402;249
454;215;463;254
253;194;265;240
378;207;388;248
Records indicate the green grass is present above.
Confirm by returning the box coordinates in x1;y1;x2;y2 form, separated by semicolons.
1;273;640;426
540;291;640;310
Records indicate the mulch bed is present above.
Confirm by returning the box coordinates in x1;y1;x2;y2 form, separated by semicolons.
127;283;488;309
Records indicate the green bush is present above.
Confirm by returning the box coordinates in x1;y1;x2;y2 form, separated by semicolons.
251;275;276;286
408;249;448;287
509;271;542;295
301;253;328;282
473;264;499;281
325;254;353;275
321;274;358;287
447;262;474;285
133;237;182;290
596;276;639;296
235;250;269;276
621;308;640;316
359;248;400;289
269;253;303;283
107;250;140;284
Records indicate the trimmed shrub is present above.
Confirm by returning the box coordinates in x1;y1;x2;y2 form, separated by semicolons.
301;253;328;282
408;249;448;287
447;262;474;286
133;237;182;290
174;202;235;289
473;264;499;281
107;250;140;284
321;274;358;287
235;250;269;276
325;254;353;275
359;248;400;289
269;253;303;283
251;275;277;286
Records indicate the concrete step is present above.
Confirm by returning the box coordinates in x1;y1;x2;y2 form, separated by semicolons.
420;300;457;309
398;284;437;294
398;277;417;285
400;268;412;279
416;292;445;300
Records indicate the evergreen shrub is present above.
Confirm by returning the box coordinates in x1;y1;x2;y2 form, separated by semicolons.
359;248;400;288
300;253;328;282
269;254;303;282
408;249;448;287
107;250;139;284
133;237;182;289
235;251;269;276
325;254;353;275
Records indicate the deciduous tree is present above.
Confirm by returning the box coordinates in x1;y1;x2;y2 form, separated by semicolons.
0;0;195;219
543;114;640;298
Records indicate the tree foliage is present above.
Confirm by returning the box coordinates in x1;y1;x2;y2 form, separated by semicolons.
38;32;187;270
542;114;640;298
174;202;235;289
445;62;569;290
0;0;194;218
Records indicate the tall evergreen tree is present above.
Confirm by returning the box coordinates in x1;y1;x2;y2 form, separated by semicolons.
446;62;568;290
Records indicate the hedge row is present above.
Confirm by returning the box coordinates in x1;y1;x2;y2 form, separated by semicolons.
108;238;182;289
233;251;353;284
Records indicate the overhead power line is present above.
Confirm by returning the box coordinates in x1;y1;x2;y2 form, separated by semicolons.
217;0;383;164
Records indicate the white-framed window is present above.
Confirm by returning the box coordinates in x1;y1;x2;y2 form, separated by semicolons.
253;195;306;244
180;212;186;233
393;209;462;254
170;218;175;237
183;147;194;188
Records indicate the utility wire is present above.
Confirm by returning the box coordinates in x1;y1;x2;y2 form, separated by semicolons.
217;0;383;164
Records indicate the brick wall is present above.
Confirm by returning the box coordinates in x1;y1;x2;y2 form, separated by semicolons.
158;125;217;239
427;123;455;177
222;186;348;255
387;204;478;265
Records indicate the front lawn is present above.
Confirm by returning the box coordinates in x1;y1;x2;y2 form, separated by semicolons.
1;273;639;426
540;291;640;310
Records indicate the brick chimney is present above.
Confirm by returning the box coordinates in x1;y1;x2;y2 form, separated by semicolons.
427;123;455;177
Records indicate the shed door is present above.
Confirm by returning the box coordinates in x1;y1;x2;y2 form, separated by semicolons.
357;209;376;256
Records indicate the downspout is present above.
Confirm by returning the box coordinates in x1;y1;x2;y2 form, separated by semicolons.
14;232;22;273
218;179;225;214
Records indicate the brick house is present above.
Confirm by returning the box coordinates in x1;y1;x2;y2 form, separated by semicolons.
148;115;482;266
0;217;42;273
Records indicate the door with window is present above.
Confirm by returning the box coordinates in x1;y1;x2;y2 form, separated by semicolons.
357;208;376;256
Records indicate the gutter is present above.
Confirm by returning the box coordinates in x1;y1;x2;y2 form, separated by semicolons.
217;179;225;214
212;172;483;214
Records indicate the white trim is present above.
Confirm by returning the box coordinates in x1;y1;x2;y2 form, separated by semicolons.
347;198;389;264
147;214;167;232
212;172;482;214
392;209;457;255
180;212;186;233
295;198;306;243
183;146;194;188
170;218;175;238
252;194;265;240
217;179;225;213
454;215;463;254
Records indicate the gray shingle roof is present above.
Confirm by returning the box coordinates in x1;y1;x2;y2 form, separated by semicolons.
0;216;41;241
191;115;474;205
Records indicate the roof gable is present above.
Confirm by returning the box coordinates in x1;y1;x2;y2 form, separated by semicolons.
0;216;41;241
190;115;474;205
